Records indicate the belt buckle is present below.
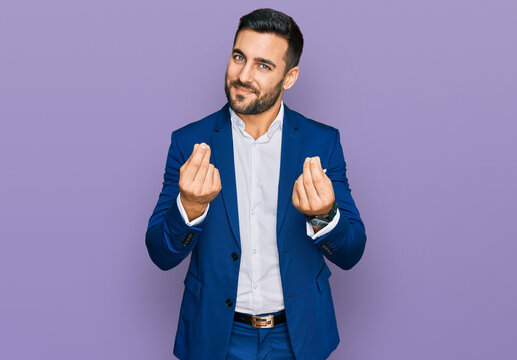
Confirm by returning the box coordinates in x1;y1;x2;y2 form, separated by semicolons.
251;314;275;328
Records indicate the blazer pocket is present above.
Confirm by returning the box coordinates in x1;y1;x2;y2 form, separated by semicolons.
184;272;202;299
315;263;332;294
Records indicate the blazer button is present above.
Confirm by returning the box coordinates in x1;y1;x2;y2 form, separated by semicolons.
182;232;193;246
225;299;233;307
231;252;239;261
322;243;333;254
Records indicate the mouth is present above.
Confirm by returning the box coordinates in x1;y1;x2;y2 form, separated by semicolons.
234;85;255;95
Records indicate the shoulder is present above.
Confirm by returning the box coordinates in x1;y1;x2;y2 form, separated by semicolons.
172;106;224;138
286;105;339;139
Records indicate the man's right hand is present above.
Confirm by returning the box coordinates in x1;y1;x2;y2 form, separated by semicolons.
179;142;222;222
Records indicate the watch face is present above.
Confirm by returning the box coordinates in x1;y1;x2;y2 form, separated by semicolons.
309;218;330;227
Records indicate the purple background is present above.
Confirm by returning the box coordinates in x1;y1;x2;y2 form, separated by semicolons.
1;1;516;359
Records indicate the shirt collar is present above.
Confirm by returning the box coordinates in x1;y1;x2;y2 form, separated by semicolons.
229;101;284;141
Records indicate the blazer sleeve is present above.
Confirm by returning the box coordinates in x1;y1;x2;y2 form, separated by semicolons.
312;128;367;270
145;131;207;271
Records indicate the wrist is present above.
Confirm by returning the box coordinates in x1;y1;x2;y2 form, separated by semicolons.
305;201;338;227
180;196;208;221
311;225;325;232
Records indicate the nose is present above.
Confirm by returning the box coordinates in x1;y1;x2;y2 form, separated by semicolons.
238;62;254;85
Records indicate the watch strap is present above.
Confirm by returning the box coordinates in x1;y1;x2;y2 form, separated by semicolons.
305;201;338;226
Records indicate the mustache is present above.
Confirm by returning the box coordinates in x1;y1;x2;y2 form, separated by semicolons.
231;80;257;94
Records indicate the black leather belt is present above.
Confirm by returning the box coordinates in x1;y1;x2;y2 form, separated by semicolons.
234;311;286;328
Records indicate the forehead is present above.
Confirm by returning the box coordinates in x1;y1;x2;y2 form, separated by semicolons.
234;29;288;65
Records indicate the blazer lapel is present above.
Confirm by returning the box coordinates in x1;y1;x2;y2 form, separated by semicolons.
276;104;302;238
211;103;241;249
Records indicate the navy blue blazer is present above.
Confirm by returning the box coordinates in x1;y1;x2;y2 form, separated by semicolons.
146;102;366;360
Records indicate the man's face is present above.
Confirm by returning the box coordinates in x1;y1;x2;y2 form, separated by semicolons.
225;29;289;115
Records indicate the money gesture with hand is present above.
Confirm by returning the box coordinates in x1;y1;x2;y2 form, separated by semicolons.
292;156;335;216
179;142;222;221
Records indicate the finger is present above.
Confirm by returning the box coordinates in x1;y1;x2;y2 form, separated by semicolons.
192;144;211;191
213;167;221;191
184;143;199;167
183;143;206;182
316;156;334;202
302;157;320;207
182;143;204;184
202;164;214;194
181;143;198;180
316;156;328;178
317;156;325;172
309;156;325;196
296;177;311;211
292;182;300;208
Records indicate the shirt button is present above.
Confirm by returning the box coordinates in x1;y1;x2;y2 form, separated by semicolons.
252;249;257;254
251;210;256;216
253;143;257;148
231;252;239;261
252;176;257;182
225;299;233;307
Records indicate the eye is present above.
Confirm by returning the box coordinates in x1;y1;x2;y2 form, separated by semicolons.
259;64;271;70
233;54;244;62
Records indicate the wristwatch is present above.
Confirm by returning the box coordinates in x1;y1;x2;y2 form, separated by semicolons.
305;201;338;227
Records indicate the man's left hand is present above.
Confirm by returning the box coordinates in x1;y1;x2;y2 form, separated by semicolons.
292;156;335;217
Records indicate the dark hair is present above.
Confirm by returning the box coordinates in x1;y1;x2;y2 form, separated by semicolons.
233;8;304;73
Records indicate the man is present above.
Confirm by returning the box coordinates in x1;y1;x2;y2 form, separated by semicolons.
146;8;366;360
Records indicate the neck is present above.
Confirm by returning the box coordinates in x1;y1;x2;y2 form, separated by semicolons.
235;97;283;140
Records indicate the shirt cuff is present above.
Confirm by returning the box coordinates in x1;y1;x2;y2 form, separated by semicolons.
176;193;209;226
306;208;341;240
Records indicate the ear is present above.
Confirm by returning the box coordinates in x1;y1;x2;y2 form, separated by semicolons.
283;66;300;90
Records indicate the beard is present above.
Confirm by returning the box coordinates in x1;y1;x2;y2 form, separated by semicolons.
224;73;284;115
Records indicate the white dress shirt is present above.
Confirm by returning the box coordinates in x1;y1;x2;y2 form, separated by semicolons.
176;101;340;314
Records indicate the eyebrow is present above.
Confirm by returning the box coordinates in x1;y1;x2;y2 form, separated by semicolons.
232;48;277;69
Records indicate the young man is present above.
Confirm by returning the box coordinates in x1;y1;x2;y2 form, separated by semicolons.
146;8;366;360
